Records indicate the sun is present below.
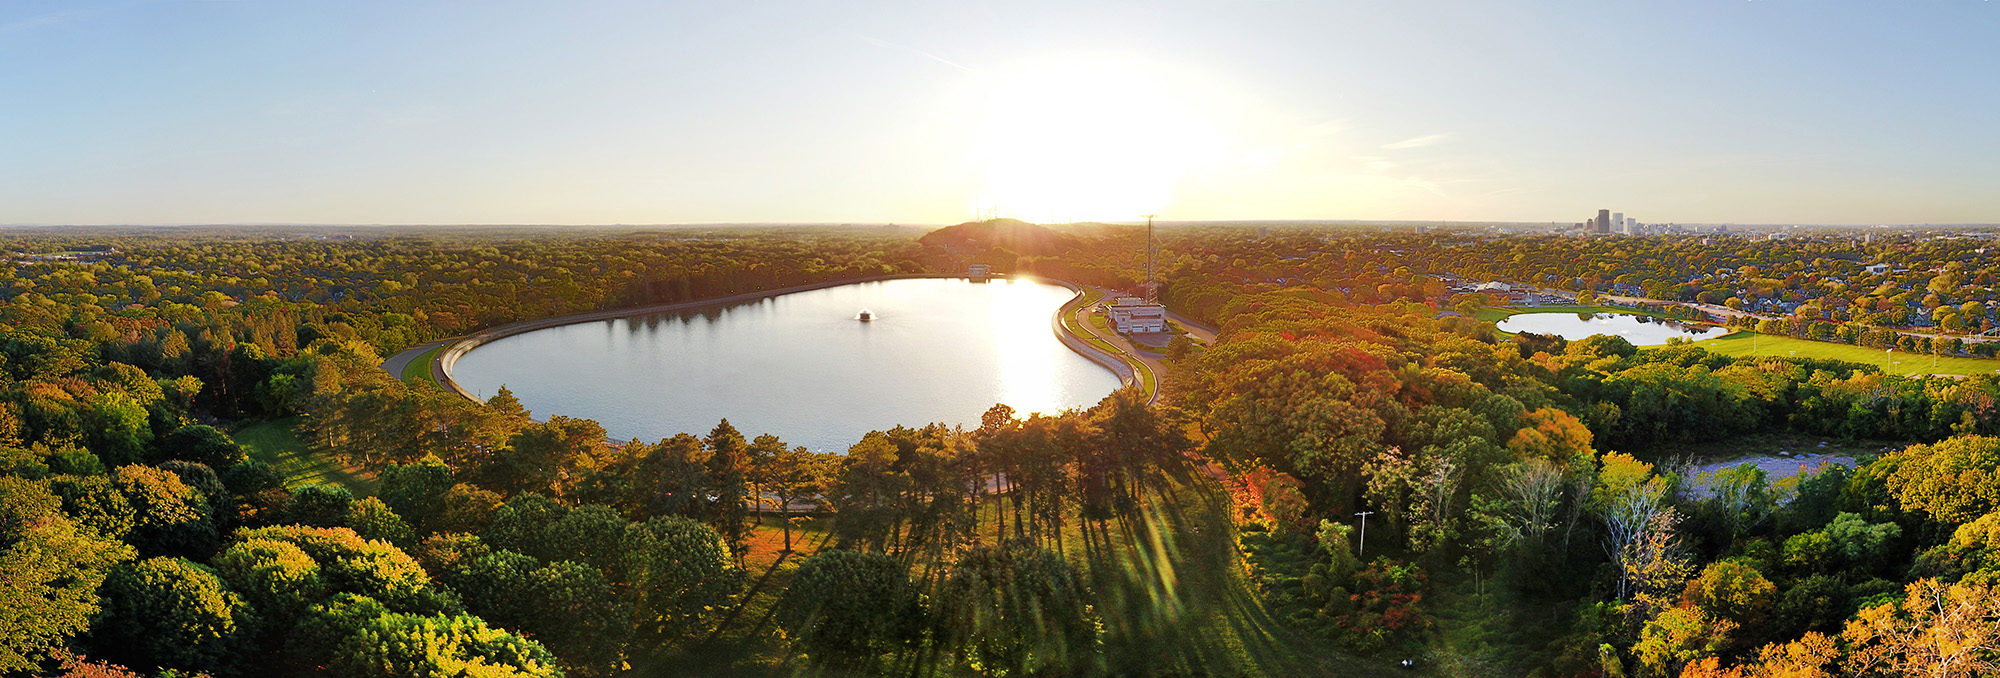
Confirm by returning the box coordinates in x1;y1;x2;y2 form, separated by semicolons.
973;56;1221;223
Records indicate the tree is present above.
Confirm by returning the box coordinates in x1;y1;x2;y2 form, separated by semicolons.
1507;408;1595;463
1491;458;1566;551
1595;453;1676;601
1822;511;1902;570
757;443;832;553
704;420;751;562
287;484;353;528
211;533;328;631
231;524;456;615
482;493;569;558
49;475;136;541
625;515;738;641
434;482;503;534
94;557;259;675
157;425;249;468
1682;561;1776;641
292;594;561;678
344;497;416;549
499;415;609;501
1773;575;1849;639
776;549;915;667
110;464;216;557
1677;633;1838;678
1699;464;1779;540
1634;606;1735;678
827;430;908;550
377;455;453;535
1842;579;2000;678
0;477;135;673
85;393;152;467
47;650;147;678
443;549;540;628
451;552;631;678
1880;435;2000;523
932;541;1103;676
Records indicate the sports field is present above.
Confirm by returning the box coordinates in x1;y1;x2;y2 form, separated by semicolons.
1699;331;2000;377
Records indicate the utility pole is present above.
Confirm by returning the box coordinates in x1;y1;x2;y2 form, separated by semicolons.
1355;511;1374;556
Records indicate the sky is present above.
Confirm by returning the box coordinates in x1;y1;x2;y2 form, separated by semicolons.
1;0;1996;226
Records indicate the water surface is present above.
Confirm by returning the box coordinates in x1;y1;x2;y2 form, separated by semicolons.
1497;312;1724;346
452;278;1121;452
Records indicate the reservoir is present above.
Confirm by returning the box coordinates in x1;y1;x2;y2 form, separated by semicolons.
1496;312;1725;346
450;278;1123;452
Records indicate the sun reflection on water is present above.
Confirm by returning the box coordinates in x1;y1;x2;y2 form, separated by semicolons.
989;281;1066;416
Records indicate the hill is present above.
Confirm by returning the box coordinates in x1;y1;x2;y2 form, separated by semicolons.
918;218;1080;257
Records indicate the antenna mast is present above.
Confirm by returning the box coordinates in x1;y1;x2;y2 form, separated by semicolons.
1142;214;1158;300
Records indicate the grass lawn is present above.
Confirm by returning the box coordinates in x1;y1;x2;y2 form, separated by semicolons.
233;417;377;495
1058;477;1390;677
631;513;836;677
1475;306;1993;377
1700;331;2000;377
639;476;1393;678
400;344;444;387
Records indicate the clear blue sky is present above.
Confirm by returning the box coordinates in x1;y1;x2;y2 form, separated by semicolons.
2;0;1994;225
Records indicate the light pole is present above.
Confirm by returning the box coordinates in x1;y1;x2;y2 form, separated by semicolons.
1355;511;1375;556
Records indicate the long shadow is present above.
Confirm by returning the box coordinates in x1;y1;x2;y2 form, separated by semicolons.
702;528;834;645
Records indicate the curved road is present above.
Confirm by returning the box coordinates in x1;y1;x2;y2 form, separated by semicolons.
380;339;449;384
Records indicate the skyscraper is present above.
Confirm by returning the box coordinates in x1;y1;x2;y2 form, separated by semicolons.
1596;209;1611;234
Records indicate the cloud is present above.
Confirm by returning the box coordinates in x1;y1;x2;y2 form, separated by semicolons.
1382;133;1448;150
852;33;975;73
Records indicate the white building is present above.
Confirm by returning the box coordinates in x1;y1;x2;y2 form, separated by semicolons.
1106;296;1168;333
1864;263;1892;275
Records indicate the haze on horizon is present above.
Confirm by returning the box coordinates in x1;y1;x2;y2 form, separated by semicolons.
2;0;1995;227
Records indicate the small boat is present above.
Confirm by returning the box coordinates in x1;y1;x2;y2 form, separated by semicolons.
857;309;874;322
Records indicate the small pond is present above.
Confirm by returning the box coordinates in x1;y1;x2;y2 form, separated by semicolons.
1496;312;1725;346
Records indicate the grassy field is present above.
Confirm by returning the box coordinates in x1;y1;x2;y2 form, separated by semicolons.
638;476;1395;678
1700;331;2000;377
1477;305;1998;376
400;344;444;387
233;417;376;495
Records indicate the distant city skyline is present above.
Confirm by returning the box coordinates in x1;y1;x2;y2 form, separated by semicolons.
2;1;1995;226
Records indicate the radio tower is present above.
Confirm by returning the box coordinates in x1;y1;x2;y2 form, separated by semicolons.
1142;214;1158;300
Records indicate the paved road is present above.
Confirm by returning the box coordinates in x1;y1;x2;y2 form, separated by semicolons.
380;340;450;382
1073;287;1180;405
